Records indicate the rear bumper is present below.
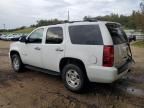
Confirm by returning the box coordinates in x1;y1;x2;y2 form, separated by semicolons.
117;59;132;74
87;60;133;83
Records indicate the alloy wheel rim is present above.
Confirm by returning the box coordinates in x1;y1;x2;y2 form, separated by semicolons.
13;57;20;70
66;69;80;88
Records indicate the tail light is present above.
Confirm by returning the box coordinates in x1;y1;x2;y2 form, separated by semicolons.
103;45;114;67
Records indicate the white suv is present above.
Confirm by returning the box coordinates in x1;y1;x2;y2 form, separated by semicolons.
9;21;133;92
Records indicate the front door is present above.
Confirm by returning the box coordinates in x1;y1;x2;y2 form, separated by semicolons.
24;28;44;68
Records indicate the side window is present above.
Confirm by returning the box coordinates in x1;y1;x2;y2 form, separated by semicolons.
69;25;103;45
46;27;63;44
28;28;44;43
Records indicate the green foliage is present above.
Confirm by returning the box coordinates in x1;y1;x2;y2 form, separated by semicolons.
132;11;144;31
0;27;35;34
83;0;144;31
83;1;144;32
0;26;27;33
132;41;144;48
140;0;144;14
32;19;64;27
83;13;136;29
12;27;35;33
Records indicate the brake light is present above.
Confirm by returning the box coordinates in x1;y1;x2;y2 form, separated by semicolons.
103;46;114;67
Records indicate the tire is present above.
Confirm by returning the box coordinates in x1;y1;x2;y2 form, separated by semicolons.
11;54;24;72
62;64;86;92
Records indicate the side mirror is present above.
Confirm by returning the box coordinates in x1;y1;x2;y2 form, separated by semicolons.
19;36;27;43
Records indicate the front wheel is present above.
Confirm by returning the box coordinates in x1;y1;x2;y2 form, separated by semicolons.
11;54;24;72
62;64;86;92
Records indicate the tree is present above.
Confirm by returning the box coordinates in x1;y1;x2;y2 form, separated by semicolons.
140;0;144;14
35;19;63;27
83;14;135;29
140;0;144;32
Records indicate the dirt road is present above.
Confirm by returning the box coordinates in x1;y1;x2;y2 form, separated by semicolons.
0;40;144;108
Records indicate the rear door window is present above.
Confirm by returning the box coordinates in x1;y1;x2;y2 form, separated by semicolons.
69;25;103;45
46;27;63;44
106;23;128;44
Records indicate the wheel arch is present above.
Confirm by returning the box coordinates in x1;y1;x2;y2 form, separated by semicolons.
10;50;21;59
59;57;88;80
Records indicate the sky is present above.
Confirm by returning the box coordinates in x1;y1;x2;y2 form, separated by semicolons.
0;0;141;29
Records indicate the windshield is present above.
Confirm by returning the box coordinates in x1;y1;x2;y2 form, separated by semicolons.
106;23;128;44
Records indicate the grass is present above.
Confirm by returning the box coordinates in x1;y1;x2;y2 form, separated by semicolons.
132;41;144;48
0;27;35;34
13;27;35;33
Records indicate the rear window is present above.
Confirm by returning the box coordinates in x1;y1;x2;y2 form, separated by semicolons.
69;25;103;45
106;23;128;44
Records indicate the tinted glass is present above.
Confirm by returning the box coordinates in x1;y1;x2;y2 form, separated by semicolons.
46;27;63;44
28;28;44;43
106;23;128;44
69;25;103;45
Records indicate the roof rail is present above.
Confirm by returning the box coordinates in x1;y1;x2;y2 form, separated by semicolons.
63;19;98;23
84;18;98;22
63;20;84;23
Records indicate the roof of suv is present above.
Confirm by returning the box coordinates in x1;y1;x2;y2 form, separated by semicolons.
41;21;121;28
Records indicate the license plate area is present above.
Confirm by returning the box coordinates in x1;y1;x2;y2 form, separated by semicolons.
117;59;132;74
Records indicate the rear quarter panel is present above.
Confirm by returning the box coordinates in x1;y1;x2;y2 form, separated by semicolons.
65;23;104;80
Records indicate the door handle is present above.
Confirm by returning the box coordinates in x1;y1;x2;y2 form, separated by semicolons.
34;47;41;50
56;48;64;52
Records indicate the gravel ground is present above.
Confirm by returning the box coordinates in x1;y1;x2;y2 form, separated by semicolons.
0;40;144;108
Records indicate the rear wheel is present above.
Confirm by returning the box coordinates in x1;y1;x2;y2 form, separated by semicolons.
62;64;86;92
11;54;24;72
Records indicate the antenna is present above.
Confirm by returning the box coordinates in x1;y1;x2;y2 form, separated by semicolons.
68;10;70;21
3;24;5;30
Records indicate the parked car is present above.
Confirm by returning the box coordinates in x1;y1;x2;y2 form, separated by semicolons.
4;34;21;41
4;34;15;41
0;33;4;39
0;35;7;40
9;21;133;92
13;36;21;41
10;34;21;41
